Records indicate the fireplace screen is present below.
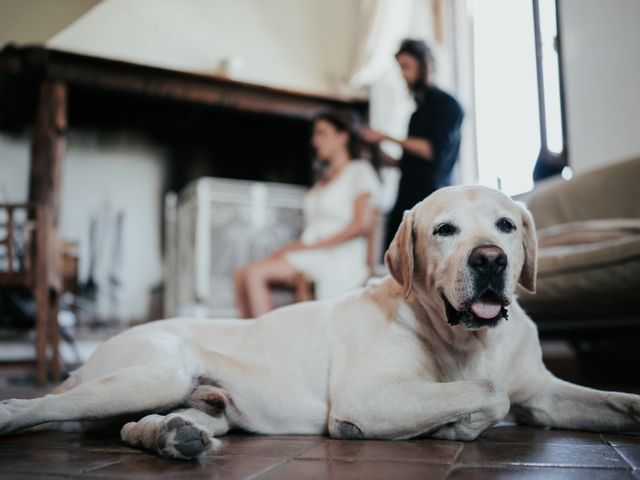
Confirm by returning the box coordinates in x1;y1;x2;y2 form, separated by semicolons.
164;177;305;318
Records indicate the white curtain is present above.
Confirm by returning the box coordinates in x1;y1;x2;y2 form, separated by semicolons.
349;0;416;89
349;0;419;148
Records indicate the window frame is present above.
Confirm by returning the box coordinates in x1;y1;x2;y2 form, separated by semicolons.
532;0;569;175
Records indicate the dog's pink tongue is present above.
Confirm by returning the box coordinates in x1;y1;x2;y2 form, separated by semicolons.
470;301;501;319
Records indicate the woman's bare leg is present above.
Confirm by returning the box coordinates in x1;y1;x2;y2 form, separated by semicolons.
233;266;252;318
244;257;299;317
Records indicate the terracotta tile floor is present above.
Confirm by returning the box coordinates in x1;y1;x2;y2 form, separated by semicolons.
2;385;640;479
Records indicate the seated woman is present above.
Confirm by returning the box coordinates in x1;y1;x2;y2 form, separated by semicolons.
233;111;382;318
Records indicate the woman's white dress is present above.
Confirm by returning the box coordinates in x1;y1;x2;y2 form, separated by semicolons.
285;160;382;300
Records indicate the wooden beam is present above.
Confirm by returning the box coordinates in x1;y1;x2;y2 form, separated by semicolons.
48;61;355;120
0;47;368;131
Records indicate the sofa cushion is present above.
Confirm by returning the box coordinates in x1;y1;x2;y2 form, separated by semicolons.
518;219;640;317
537;218;640;247
526;156;640;230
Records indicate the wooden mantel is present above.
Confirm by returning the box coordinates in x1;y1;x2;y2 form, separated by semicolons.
0;45;367;131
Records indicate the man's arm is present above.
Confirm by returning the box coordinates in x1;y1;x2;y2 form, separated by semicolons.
361;127;433;161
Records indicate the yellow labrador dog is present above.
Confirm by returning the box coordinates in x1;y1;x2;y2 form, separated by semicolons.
1;185;639;459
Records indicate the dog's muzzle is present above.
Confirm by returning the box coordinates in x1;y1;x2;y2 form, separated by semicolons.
443;245;510;329
443;290;509;329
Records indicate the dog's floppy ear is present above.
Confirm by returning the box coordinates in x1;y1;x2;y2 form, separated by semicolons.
516;202;537;293
384;209;415;298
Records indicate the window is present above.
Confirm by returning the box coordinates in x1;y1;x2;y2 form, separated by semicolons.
532;0;569;181
473;0;566;195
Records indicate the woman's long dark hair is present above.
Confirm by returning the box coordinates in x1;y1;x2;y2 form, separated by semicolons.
396;39;433;104
313;111;381;181
314;111;362;159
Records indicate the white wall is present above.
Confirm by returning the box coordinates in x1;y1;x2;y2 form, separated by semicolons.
559;0;640;173
0;133;30;202
0;131;166;323
48;0;360;95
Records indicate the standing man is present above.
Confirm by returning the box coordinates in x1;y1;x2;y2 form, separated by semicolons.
362;39;464;250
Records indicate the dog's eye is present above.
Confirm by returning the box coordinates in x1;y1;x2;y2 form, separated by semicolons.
496;217;516;233
433;223;458;237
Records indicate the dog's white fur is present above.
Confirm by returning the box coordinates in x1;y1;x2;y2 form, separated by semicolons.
2;185;639;459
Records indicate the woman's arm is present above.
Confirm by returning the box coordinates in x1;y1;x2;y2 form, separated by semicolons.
277;193;377;255
309;193;377;249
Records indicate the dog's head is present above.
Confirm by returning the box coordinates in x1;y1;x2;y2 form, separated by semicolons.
385;185;537;330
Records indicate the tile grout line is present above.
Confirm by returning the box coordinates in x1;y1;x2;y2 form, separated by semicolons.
81;459;128;474
242;458;292;480
443;441;466;478
444;465;638;478
450;441;464;464
611;445;639;471
448;462;632;470
240;438;331;480
293;437;331;458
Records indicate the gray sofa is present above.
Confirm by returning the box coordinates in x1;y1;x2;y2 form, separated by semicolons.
518;155;640;338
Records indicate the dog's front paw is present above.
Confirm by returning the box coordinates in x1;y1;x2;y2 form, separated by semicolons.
156;415;219;460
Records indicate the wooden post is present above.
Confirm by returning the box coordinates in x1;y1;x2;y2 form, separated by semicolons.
6;206;14;273
29;81;67;223
33;205;49;386
48;290;61;382
29;80;67;386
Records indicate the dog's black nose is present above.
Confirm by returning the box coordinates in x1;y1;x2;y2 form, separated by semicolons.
468;246;507;277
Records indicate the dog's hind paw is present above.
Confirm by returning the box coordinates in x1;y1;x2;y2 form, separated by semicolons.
156;415;219;460
0;403;11;434
0;398;29;435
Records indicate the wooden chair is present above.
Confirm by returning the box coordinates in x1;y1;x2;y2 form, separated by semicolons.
292;213;383;303
0;203;61;386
